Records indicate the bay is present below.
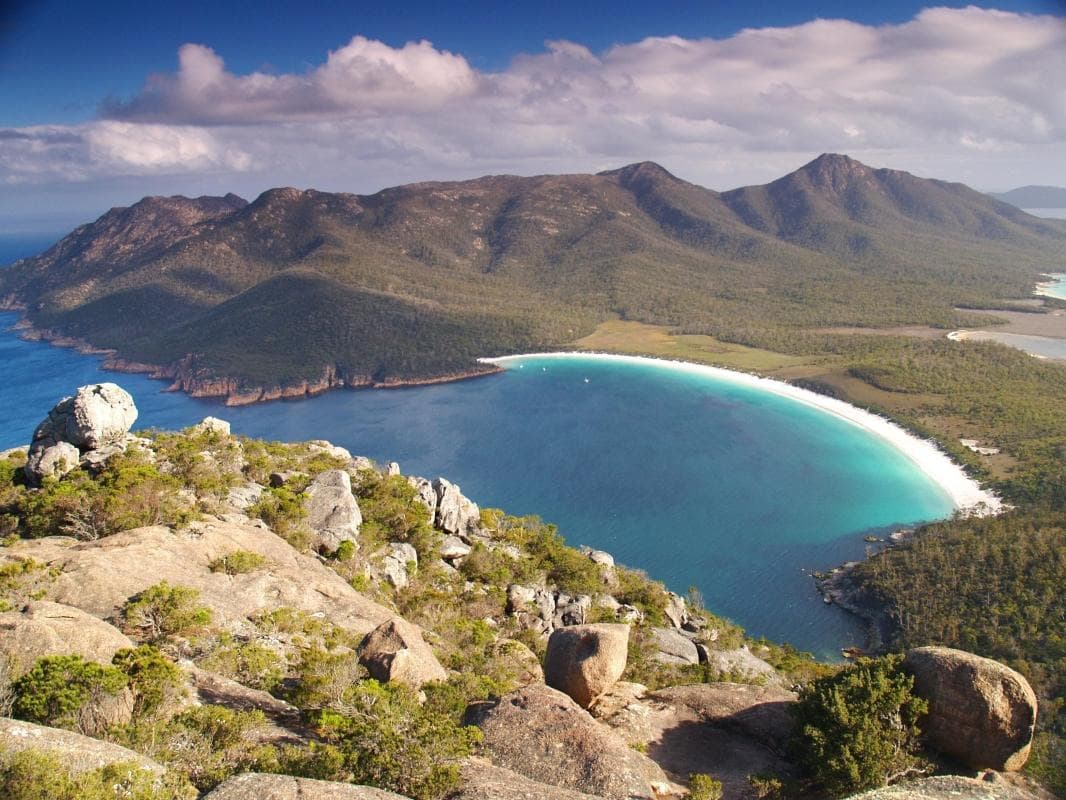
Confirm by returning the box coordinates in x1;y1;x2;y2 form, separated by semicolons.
0;313;957;659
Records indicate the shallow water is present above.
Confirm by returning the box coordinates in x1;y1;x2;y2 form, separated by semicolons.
0;313;959;658
1036;273;1066;301
955;330;1066;360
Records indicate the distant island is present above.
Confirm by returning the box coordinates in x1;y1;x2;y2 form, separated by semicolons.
990;185;1066;208
2;153;1065;405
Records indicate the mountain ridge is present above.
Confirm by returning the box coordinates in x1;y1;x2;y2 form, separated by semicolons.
3;154;1064;404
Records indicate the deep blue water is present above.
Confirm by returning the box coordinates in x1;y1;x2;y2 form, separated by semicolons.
0;306;956;658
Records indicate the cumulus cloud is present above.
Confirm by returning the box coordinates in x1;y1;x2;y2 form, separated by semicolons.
2;6;1065;196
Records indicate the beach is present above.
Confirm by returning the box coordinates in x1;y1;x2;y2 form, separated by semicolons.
481;351;1003;516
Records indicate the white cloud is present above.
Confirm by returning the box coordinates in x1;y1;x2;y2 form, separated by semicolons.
2;6;1065;199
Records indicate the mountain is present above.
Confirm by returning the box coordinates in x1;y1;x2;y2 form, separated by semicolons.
991;185;1066;208
2;154;1064;403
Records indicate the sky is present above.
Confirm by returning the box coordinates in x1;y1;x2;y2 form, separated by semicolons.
2;1;1065;232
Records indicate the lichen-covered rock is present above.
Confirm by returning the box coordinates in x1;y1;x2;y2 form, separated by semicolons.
380;542;418;590
358;617;447;688
440;535;471;562
490;638;544;686
305;469;362;552
465;683;672;800
0;601;135;672
40;383;138;450
408;477;438;518
650;627;700;665
226;481;264;511
704;645;782;685
203;773;411;799
903;646;1038;771
24;440;80;482
544;623;630;708
433;477;479;537
193;416;231;436
451;757;605;800
2;516;393;639
664;592;688;629
25;384;138;484
0;717;164;776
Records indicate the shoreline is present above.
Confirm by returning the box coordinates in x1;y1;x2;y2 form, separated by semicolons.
1034;272;1066;300
481;351;1003;516
4;313;502;405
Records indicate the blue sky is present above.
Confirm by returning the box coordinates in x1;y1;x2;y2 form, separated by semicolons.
2;1;1065;229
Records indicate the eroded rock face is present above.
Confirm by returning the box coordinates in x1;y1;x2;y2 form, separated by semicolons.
903;646;1038;771
203;773;411;799
465;683;672;800
25;383;138;484
358;617;448;689
0;717;164;776
651;627;699;665
544;623;629;708
0;601;135;672
305;469;362;552
433;477;480;537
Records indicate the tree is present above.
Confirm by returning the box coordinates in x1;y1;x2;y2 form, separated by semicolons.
790;655;929;795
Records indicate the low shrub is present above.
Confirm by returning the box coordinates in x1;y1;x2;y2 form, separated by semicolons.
11;654;128;736
121;582;212;644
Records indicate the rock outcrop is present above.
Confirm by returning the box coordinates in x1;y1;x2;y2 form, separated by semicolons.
0;717;165;776
903;646;1038;771
2;515;393;639
594;683;798;798
451;757;606;800
305;469;362;552
358;617;448;689
544;623;630;708
25;384;137;484
432;477;480;537
0;600;135;672
650;627;700;665
465;683;674;800
846;773;1055;800
203;773;411;799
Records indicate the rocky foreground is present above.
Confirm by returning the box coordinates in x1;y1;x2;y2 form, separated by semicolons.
0;384;1051;800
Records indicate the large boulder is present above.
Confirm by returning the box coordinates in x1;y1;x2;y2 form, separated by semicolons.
465;683;673;800
903;646;1038;771
432;477;479;537
358;617;447;688
25;384;138;484
305;469;362;552
203;773;410;799
544;623;629;708
0;601;135;673
0;717;164;776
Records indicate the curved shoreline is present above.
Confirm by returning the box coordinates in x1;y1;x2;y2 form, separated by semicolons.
480;351;1003;516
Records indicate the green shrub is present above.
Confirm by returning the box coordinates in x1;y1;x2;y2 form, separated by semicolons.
249;487;308;549
208;550;267;575
688;773;723;800
312;679;481;800
283;646;363;709
146;705;271;791
790;655;929;795
11;655;128;735
121;582;212;643
333;539;356;562
112;645;185;719
356;473;436;558
0;748;194;800
199;636;285;692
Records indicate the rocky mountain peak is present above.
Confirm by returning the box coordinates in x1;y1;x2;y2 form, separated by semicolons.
794;153;872;193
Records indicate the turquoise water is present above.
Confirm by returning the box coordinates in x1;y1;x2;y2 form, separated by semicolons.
1037;273;1066;301
0;311;956;658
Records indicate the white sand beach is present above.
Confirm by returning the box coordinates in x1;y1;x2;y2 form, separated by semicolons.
1035;273;1066;300
480;351;1003;516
